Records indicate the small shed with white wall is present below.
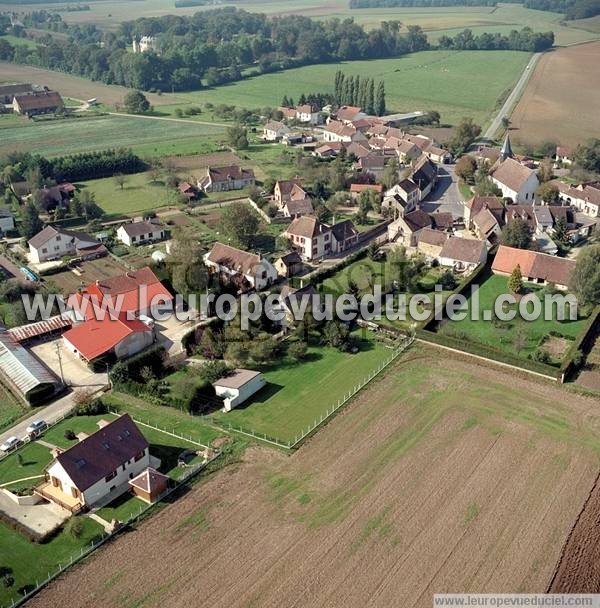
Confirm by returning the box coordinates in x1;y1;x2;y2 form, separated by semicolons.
213;369;265;412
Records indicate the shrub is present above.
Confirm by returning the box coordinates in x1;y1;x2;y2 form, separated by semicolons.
73;397;107;417
288;341;308;360
110;345;166;385
64;517;85;539
531;349;551;364
64;430;76;441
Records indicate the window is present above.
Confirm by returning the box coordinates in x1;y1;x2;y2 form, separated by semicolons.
42;248;47;254
56;235;61;242
132;236;136;242
105;470;117;482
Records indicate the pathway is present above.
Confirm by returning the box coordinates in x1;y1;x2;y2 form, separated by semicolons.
108;112;229;128
0;474;44;488
481;52;543;142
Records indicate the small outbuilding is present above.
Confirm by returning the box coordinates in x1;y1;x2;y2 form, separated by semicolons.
128;467;170;504
213;369;265;412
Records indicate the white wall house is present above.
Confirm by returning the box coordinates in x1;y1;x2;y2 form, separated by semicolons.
491;158;539;204
117;221;165;247
204;242;278;291
28;226;104;264
283;216;332;261
37;415;152;512
213;369;265;412
295;104;321;125
263;120;290;142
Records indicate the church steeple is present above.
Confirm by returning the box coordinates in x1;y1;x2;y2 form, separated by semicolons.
500;134;514;161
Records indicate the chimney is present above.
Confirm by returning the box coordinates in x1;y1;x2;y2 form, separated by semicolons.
95;279;100;286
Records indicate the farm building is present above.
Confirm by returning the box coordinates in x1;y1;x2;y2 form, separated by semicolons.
0;83;36;105
12;91;63;117
0;330;62;405
213;369;265;412
37;415;154;512
492;245;576;290
274;251;303;278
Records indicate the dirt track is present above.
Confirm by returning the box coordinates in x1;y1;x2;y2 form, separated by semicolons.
26;350;600;608
510;41;600;147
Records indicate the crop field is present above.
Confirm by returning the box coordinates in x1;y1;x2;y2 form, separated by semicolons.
438;273;587;364
173;50;531;127
25;346;600;607
510;41;600;148
4;1;597;46
211;332;391;443
0;113;226;159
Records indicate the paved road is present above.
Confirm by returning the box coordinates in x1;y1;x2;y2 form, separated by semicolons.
420;165;465;219
481;52;542;141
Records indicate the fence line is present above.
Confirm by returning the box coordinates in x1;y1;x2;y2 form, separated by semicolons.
6;443;221;608
214;336;414;450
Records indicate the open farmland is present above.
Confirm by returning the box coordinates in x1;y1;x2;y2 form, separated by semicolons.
0;61;169;107
3;1;597;46
25;347;600;608
172;50;531;127
0;113;225;159
510;41;600;148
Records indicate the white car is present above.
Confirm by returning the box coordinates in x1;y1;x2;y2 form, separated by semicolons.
0;436;22;453
26;420;47;435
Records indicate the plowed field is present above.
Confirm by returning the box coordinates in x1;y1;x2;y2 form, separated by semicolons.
26;348;600;608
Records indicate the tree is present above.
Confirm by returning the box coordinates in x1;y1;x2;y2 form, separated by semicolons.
226;124;249;150
382;157;399;189
455;155;477;183
574;138;600;173
114;174;127;190
366;78;375;115
197;327;224;359
218;203;260;248
501;116;510;129
571;244;600;309
553;216;570;249
536;182;559;205
538;157;554;183
508;264;523;294
288;341;308;360
375;80;386;116
20;202;43;239
440;270;457;290
168;234;208;294
65;517;85;539
123;90;150;114
501;219;532;250
450;118;482;155
323;321;351;351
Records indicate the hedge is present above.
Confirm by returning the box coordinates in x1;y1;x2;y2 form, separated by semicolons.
560;305;600;381
416;328;562;379
109;345;166;385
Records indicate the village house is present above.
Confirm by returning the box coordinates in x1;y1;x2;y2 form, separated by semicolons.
410;156;438;201
554;181;600;218
274;251;303;278
322;120;367;144
28;226;107;264
388;209;432;246
69;266;174;321
350;183;383;201
313;142;343;158
132;36;158;54
283;216;358;261
335;105;367;125
352;151;388;178
438;236;487;272
331;219;360;253
36;414;154;513
555;146;573;166
492;245;576;290
282;198;314;218
198;165;255;193
204;242;278;291
0;208;15;234
62;313;155;364
213;369;266;412
295;104;321;125
465;196;505;243
416;228;448;260
385;138;421;164
382;180;420;217
274;180;309;207
117;219;166;247
490;140;539;204
426;145;452;164
34;182;76;211
263;120;291;142
0;83;37;106
12;91;63;117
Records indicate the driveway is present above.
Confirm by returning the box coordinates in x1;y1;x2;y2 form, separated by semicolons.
420;165;465;219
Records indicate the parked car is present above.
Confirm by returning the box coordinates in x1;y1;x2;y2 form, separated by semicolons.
0;436;22;454
26;420;48;437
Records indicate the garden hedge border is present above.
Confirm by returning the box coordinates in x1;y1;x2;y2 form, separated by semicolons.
560;305;600;381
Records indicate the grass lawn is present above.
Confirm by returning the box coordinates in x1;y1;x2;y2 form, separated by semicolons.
96;493;146;524
41;414;112;449
210;332;394;443
0;383;26;433
0;516;104;607
0;114;225;159
171;50;531;127
438;273;588;363
79;172;179;217
0;442;52;490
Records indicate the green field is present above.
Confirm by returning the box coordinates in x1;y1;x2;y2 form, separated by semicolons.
0;113;226;159
438;273;588;362
0;383;25;433
211;332;394;443
172;50;531;127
